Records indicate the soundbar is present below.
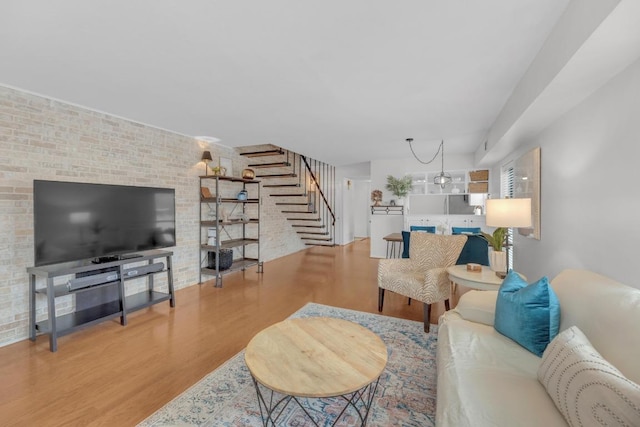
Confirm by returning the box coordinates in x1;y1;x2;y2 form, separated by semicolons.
67;271;119;291
67;262;165;291
122;262;164;278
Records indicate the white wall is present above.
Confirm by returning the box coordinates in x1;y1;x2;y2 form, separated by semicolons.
352;180;370;238
505;56;640;288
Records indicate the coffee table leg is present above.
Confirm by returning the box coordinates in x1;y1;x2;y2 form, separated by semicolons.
251;376;295;426
336;376;381;426
251;375;382;427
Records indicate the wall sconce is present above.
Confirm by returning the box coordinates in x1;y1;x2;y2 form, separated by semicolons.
201;151;213;176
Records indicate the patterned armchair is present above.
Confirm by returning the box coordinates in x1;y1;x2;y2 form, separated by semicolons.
378;233;467;332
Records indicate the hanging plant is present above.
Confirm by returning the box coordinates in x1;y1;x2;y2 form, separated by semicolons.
385;175;413;198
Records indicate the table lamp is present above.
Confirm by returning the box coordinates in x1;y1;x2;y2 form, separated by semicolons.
485;198;532;277
201;151;213;176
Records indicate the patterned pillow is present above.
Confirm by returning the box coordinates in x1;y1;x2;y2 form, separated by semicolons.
538;326;640;426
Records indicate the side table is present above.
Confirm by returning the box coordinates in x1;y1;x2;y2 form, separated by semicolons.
447;265;527;291
382;233;403;258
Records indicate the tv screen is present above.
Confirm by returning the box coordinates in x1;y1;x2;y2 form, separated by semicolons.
34;180;176;266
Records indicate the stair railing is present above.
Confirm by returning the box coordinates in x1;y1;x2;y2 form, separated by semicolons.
300;155;336;227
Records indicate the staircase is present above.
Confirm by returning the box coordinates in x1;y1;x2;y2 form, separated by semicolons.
240;145;336;246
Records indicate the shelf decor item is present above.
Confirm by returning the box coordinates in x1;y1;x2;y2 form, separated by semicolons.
201;187;213;199
210;166;226;176
385;175;412;205
371;189;383;206
242;168;255;179
208;248;233;270
220;157;233;176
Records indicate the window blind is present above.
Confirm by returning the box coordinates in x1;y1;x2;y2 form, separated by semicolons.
501;163;515;270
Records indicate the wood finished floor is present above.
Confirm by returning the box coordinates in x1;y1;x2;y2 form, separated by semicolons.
0;238;464;426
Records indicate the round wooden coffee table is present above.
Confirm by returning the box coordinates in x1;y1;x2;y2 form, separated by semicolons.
245;317;388;426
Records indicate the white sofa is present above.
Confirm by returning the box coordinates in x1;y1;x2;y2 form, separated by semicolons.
436;269;640;426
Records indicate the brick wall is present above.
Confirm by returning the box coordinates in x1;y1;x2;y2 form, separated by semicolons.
0;86;305;347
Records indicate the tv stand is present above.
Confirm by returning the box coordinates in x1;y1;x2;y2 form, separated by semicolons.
28;249;175;352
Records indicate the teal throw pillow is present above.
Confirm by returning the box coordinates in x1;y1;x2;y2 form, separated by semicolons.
494;271;560;357
455;235;489;266
401;231;410;258
452;227;481;235
410;225;436;233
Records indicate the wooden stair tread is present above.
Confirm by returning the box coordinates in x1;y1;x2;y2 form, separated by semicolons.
292;225;325;228
287;217;320;221
240;149;284;157
263;184;300;188
296;231;328;235
248;162;290;168
255;173;297;178
301;237;333;241
275;202;308;205
305;242;335;246
270;193;306;197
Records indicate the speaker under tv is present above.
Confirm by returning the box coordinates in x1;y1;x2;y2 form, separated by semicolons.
34;180;176;266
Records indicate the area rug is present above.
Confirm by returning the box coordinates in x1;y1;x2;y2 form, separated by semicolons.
138;303;438;426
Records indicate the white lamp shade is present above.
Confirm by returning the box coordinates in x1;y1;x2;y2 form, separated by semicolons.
485;198;532;228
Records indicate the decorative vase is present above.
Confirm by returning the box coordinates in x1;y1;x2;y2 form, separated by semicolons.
242;168;255;179
489;249;507;274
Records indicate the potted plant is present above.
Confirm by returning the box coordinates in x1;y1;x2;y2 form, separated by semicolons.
480;228;508;274
385;175;412;205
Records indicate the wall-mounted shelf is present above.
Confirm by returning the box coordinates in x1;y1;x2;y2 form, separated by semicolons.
371;205;404;215
409;169;489;195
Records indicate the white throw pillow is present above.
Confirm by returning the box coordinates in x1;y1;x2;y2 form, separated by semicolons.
537;326;640;427
454;290;497;326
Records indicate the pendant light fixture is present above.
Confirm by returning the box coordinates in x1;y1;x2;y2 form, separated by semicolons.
406;138;452;189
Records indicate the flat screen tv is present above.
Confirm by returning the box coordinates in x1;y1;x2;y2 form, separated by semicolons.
34;180;176;266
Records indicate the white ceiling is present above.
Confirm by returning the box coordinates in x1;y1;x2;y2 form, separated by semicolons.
0;0;570;166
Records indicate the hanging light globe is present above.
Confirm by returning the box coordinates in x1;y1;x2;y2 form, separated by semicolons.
434;171;452;188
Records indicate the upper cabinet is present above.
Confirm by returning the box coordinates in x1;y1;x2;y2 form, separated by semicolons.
410;169;489;195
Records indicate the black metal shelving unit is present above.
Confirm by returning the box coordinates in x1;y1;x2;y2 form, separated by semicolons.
199;175;263;287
